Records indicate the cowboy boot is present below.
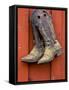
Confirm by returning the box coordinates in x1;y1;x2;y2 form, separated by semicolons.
38;40;62;64
22;45;44;63
22;12;44;63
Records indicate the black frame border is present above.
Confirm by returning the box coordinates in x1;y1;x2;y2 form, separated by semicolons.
9;5;68;85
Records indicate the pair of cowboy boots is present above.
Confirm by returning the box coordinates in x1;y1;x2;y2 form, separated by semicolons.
22;9;62;64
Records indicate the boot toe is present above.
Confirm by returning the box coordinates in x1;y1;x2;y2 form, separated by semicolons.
21;56;38;63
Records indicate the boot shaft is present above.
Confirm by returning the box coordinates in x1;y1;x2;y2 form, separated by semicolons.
31;9;56;46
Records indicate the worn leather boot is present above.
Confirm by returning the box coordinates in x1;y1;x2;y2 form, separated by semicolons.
22;45;44;63
22;10;45;63
37;40;62;64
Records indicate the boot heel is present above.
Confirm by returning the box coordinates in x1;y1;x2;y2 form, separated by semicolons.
56;48;62;56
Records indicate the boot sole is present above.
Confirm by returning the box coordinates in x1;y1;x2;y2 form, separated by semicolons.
22;59;38;63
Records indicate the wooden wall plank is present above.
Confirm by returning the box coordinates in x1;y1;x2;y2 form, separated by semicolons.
18;8;29;82
17;8;65;82
50;10;65;80
28;9;51;81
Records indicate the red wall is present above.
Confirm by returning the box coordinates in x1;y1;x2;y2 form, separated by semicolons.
17;8;65;82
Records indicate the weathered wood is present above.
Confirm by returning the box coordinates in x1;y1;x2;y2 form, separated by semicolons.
50;10;65;80
18;8;29;82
